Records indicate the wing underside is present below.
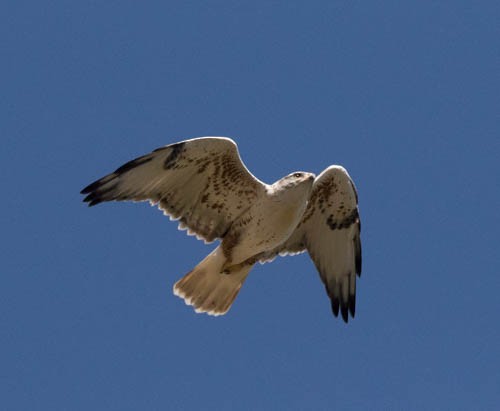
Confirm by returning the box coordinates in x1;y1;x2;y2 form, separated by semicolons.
81;137;267;243
260;165;362;322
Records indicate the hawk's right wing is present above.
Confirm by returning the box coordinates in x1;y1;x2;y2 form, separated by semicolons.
260;166;361;322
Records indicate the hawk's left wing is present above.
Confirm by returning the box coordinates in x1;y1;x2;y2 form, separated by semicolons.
260;166;361;322
81;137;267;243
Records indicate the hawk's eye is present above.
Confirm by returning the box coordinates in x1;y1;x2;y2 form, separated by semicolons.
293;173;303;178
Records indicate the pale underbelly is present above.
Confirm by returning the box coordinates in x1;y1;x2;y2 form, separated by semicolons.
229;206;303;264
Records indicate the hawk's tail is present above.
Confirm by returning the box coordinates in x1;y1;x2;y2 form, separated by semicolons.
173;248;252;316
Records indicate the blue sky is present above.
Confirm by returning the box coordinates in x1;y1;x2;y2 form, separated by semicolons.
2;1;499;410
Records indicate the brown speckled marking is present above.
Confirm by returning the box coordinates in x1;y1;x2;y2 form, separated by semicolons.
197;160;210;174
84;138;265;246
222;230;241;262
301;179;335;224
171;150;258;243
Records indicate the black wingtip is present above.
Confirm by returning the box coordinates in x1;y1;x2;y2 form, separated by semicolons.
328;285;355;323
80;182;95;195
349;297;356;318
331;297;340;317
82;192;103;206
163;141;186;169
80;177;109;195
80;172;119;207
114;155;153;174
340;304;349;323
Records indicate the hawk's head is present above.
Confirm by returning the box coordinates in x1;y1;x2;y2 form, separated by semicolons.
270;171;315;200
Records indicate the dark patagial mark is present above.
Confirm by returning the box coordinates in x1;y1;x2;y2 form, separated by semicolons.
163;142;186;169
326;215;337;230
115;155;153;175
326;209;359;231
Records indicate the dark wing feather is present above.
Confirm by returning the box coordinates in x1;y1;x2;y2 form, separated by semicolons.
81;137;266;243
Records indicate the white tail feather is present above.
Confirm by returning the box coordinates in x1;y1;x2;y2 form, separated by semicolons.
173;248;252;316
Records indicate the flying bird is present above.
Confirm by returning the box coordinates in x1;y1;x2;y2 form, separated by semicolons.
81;137;362;322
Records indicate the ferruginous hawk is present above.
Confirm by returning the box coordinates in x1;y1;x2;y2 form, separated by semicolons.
81;137;362;322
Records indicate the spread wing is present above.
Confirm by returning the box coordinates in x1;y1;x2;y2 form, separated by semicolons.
260;165;361;322
81;137;267;243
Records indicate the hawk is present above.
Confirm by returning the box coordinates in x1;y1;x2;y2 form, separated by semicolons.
81;137;362;322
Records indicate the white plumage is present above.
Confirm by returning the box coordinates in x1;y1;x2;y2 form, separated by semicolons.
81;137;362;322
